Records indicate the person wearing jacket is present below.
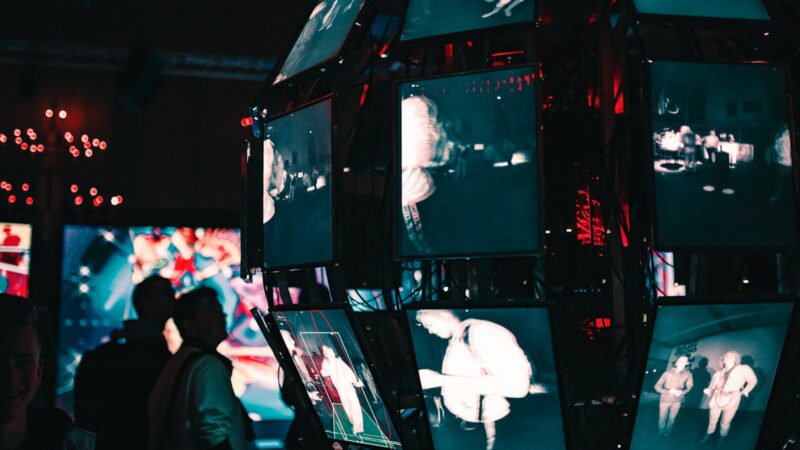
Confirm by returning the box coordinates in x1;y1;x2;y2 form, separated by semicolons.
653;355;693;438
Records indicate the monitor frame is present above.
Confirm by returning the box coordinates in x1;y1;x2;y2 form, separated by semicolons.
625;295;798;449
261;94;340;272
640;58;800;251
626;0;773;28
262;303;405;449
400;300;571;450
392;64;546;261
269;0;373;87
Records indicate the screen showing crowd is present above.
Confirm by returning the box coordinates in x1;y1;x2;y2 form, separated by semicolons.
274;0;365;84
406;307;566;450
397;66;540;259
649;61;797;248
633;0;769;21
630;302;793;450
263;98;334;269
57;226;293;436
0;222;31;298
274;309;402;449
401;0;535;41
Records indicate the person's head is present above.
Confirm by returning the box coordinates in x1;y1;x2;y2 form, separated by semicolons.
720;351;741;370
679;125;692;135
0;295;43;423
173;287;227;347
415;309;461;339
322;345;335;360
709;130;716;136
132;276;175;326
673;355;690;371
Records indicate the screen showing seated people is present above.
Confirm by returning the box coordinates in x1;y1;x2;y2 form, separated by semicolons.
630;302;793;449
0;222;31;298
633;0;769;21
401;0;535;41
57;226;293;435
263;98;333;269
274;0;366;84
274;309;402;449
649;61;797;248
397;66;540;259
406;307;567;450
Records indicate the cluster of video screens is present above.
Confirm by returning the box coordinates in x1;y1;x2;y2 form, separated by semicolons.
648;61;798;249
0;222;31;298
630;301;793;449
396;66;541;259
272;308;402;449
57;226;292;434
262;98;334;269
633;0;770;21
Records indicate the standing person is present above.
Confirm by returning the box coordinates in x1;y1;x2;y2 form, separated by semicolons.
320;345;365;436
653;355;694;439
74;276;174;450
148;288;252;450
0;295;95;450
680;125;697;172
699;351;757;444
703;130;721;163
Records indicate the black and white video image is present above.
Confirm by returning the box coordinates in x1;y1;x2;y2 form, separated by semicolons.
649;61;797;248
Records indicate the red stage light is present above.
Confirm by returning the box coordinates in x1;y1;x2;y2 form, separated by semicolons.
111;196;119;206
115;195;124;205
71;149;80;158
99;141;107;150
96;195;104;204
89;187;98;196
64;132;74;142
21;183;29;192
8;195;16;204
45;109;54;118
13;129;21;137
240;117;253;127
14;137;22;145
92;138;100;147
83;141;91;149
85;149;93;157
0;134;6;143
70;184;79;193
37;144;45;152
26;128;34;136
25;197;33;206
59;110;67;119
4;183;11;191
20;143;28;150
75;196;83;206
30;133;37;141
81;134;89;143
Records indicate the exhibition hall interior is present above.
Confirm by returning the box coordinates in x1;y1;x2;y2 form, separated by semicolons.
1;0;800;449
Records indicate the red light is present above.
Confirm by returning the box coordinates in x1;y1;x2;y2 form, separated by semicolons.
37;144;45;152
74;196;83;206
70;184;79;193
111;196;119;206
14;137;22;145
13;129;21;137
96;195;104;205
45;109;54;118
99;141;107;150
21;183;30;192
85;149;93;158
240;117;253;127
116;195;123;205
25;197;33;206
59;110;67;119
64;132;74;142
4;183;11;191
30;133;37;141
8;195;16;204
83;141;91;149
81;135;89;143
71;149;80;158
0;134;6;143
20;143;28;150
89;187;98;196
26;128;33;136
92;138;100;147
29;145;35;153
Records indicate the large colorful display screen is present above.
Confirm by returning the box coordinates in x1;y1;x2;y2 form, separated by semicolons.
633;0;769;21
406;307;567;450
263;98;334;269
401;0;535;41
649;61;797;248
397;66;540;258
0;222;31;298
57;226;292;436
274;309;402;448
630;302;793;449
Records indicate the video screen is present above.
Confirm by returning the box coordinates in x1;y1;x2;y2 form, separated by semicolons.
406;307;567;450
57;226;293;433
263;98;334;269
274;309;402;449
633;0;769;21
630;302;793;449
274;0;366;84
401;0;535;41
0;222;31;298
397;67;540;258
649;61;797;248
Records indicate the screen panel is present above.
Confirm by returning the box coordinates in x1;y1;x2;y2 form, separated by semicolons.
274;309;402;449
397;66;541;259
274;0;366;84
401;0;535;41
630;302;793;449
649;61;797;248
633;0;769;21
263;98;334;269
57;226;292;437
0;222;31;298
406;307;567;450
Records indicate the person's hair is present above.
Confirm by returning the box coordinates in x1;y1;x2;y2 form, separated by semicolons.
415;309;458;323
173;287;219;335
0;294;44;353
132;275;173;316
719;351;741;367
673;355;690;367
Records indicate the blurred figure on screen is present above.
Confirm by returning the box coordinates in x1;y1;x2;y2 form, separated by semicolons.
415;310;540;450
481;0;526;19
653;355;693;439
703;130;721;163
679;125;697;172
768;126;792;204
699;351;757;444
320;345;365;436
263;139;287;225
